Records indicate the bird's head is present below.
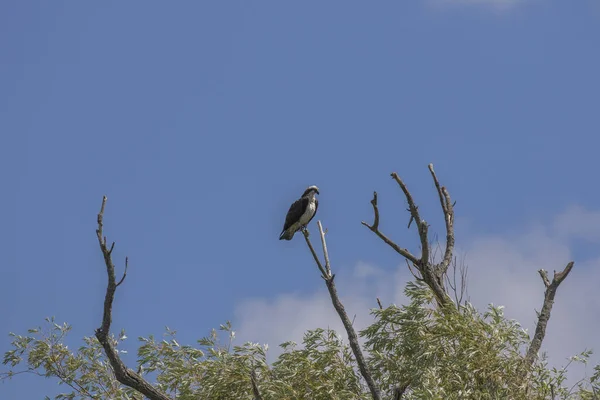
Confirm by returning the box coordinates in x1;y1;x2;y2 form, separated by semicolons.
302;185;320;197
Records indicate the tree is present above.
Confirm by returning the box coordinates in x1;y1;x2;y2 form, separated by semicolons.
3;165;599;399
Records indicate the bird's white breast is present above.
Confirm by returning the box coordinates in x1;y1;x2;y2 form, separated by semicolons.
299;199;317;225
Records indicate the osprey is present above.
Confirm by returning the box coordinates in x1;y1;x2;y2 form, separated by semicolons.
279;185;320;240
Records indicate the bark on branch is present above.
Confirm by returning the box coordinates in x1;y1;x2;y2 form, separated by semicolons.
428;164;455;275
362;164;455;307
393;382;410;400
94;196;173;400
303;222;381;400
524;261;575;369
250;368;263;400
361;192;419;265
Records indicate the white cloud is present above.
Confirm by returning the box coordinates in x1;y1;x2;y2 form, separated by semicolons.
234;205;600;383
554;205;600;243
234;261;411;362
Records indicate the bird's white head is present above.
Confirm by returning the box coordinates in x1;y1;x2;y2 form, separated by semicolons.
302;185;320;197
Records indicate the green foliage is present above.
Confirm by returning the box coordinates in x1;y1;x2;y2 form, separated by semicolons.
3;282;599;399
2;319;364;399
2;316;135;399
267;328;366;399
362;281;599;399
363;281;529;398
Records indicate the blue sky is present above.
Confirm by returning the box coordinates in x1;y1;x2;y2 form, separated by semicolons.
2;1;599;397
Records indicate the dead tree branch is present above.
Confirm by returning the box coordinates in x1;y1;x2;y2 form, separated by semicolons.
303;228;329;279
362;164;455;307
393;382;410;400
317;221;332;277
95;196;173;400
250;368;263;400
445;253;469;309
406;259;424;282
524;261;575;369
303;224;381;400
390;172;430;266
361;192;419;265
428;163;455;275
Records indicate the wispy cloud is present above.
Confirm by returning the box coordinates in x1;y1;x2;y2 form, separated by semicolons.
234;205;600;381
234;261;408;360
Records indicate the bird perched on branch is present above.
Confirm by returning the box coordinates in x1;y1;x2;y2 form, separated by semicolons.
279;185;320;240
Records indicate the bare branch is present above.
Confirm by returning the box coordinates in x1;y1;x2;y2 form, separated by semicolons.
445;253;469;309
458;258;469;306
538;269;551;288
365;166;455;308
428;164;455;274
304;223;382;400
367;191;380;230
250;368;263;400
116;257;129;287
302;230;328;279
361;192;419;265
524;261;575;369
94;196;173;400
393;382;410;400
324;279;381;400
407;214;415;229
428;163;447;214
406;259;424;282
317;221;331;276
391;172;430;265
376;297;383;310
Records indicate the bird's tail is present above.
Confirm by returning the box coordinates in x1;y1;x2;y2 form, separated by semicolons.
279;229;295;240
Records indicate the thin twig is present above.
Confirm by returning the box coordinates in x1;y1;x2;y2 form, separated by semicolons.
406;259;423;281
428;164;455;275
428;163;447;214
0;369;45;381
524;261;575;369
361;192;419;265
304;223;381;400
391;172;430;265
116;257;129;287
368;192;380;230
376;297;383;310
94;196;172;400
302;230;328;279
445;254;468;309
317;221;331;276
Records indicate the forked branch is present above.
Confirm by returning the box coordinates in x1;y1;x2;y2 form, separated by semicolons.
361;192;419;266
303;223;381;400
524;261;575;369
362;164;455;307
95;196;173;400
390;172;430;266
